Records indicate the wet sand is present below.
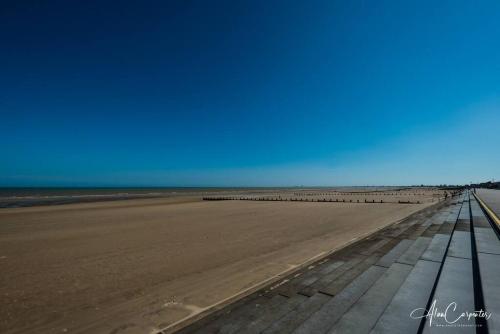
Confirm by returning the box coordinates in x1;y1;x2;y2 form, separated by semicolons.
0;196;432;333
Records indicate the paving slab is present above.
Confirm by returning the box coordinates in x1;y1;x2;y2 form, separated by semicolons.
371;260;441;334
376;239;414;267
473;216;491;228
328;263;413;334
422;224;443;237
455;218;471;231
422;256;475;333
447;206;461;220
397;237;432;265
471;208;484;216
407;224;434;239
311;257;364;290
459;207;470;220
176;294;264;334
372;238;403;254
471;210;484;218
474;227;500;255
381;224;412;238
399;224;427;240
262;293;331;334
478;252;500;334
420;234;450;263
444;217;457;224
238;294;307;334
189;295;269;334
196;295;278;334
297;261;345;296
437;222;454;235
422;218;434;227
358;238;391;256
217;295;289;334
320;255;380;296
292;265;386;334
447;231;472;259
470;204;483;216
276;260;345;297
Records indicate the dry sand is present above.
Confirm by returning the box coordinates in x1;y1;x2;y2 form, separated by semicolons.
0;196;432;334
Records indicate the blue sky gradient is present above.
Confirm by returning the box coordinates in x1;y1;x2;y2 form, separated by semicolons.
1;0;499;186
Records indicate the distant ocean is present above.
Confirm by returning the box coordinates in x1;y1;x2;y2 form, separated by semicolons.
0;187;242;208
0;187;228;197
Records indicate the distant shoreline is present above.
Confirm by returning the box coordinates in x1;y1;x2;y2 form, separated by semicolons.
0;186;432;208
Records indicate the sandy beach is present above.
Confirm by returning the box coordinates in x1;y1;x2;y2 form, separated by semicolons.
0;190;439;334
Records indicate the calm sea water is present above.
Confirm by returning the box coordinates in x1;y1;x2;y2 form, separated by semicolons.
0;187;247;208
0;187;234;198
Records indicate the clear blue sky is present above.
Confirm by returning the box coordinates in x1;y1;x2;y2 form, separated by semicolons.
1;0;499;187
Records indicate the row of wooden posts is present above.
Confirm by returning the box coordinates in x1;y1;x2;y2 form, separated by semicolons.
202;197;432;204
293;192;457;197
